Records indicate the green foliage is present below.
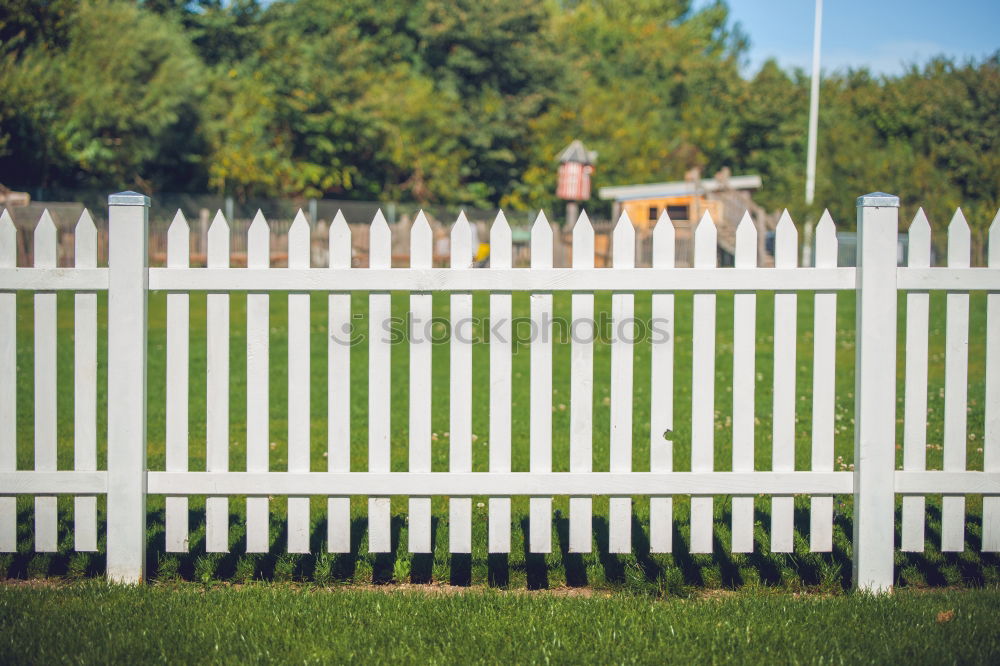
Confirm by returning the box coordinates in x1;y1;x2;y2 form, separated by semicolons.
0;0;206;191
0;0;997;230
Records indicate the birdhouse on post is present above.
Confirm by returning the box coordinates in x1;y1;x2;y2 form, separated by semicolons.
556;139;596;229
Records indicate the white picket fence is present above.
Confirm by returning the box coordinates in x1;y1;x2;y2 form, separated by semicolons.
0;191;998;592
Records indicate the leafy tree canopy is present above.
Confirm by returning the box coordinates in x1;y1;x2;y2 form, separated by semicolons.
0;0;996;231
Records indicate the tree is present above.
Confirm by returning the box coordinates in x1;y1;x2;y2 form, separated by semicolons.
0;0;206;193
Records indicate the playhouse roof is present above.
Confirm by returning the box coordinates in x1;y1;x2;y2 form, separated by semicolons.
598;174;762;202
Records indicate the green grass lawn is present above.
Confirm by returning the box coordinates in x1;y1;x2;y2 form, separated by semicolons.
2;583;998;664
3;289;996;592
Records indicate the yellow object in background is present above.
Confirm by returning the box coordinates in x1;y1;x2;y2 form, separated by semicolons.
474;242;490;262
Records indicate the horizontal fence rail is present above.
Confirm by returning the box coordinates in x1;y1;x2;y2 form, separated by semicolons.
0;191;998;592
5;471;1000;497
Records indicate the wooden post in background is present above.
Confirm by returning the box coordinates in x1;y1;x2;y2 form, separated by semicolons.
106;191;149;583
565;201;579;231
853;192;899;592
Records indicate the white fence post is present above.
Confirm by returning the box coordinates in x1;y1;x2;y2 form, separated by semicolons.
853;192;899;592
106;191;149;584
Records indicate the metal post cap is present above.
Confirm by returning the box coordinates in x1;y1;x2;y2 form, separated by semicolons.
856;192;899;207
108;191;151;207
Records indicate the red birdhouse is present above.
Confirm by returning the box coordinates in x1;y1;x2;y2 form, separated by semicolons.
556;140;596;201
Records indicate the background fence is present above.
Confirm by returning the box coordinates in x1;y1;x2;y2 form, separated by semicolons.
0;191;997;591
3;193;966;271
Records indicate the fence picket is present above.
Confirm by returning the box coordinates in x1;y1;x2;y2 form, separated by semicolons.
489;212;513;553
73;211;98;551
984;211;1000;551
569;211;594;553
649;211;675;553
771;211;798;553
690;212;717;553
327;211;352;552
34;210;58;552
809;211;837;552
0;211;15;551
450;212;474;553
942;209;970;552
165;211;190;552
731;212;757;553
369;211;392;553
610;212;635;552
287;211;311;553
206;211;230;552
902;210;931;551
409;212;433;553
529;212;553;553
245;212;270;552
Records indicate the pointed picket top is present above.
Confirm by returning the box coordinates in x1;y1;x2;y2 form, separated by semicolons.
612;210;635;269
652;209;675;269
572;209;594;269
410;210;432;269
34;209;57;267
693;210;717;268
989;209;1000;268
75;209;97;269
450;210;472;268
530;210;552;269
774;210;798;269
814;210;838;269
734;211;757;269
0;209;15;266
490;210;512;269
289;209;310;269
329;210;351;269
208;210;230;268
370;209;391;269
248;210;270;269
167;210;190;267
947;208;970;268
907;208;931;268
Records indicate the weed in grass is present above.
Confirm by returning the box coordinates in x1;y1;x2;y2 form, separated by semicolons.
157;554;180;582
312;552;334;586
392;556;411;583
193;554;220;584
701;564;723;589
26;554;50;579
901;565;926;587
272;554;297;582
818;559;845;592
66;553;88;579
233;555;257;584
738;566;761;589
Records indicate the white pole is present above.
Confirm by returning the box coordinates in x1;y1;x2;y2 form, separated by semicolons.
106;191;149;584
805;0;823;207
853;192;900;593
803;0;823;267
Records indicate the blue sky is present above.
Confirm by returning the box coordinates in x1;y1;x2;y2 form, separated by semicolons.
697;0;1000;76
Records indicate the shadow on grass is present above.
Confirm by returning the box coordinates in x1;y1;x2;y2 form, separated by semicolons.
520;516;548;590
555;510;587;587
487;553;509;588
410;516;438;584
2;500;998;592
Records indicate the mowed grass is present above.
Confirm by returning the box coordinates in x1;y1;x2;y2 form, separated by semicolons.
3;288;996;592
2;583;999;664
